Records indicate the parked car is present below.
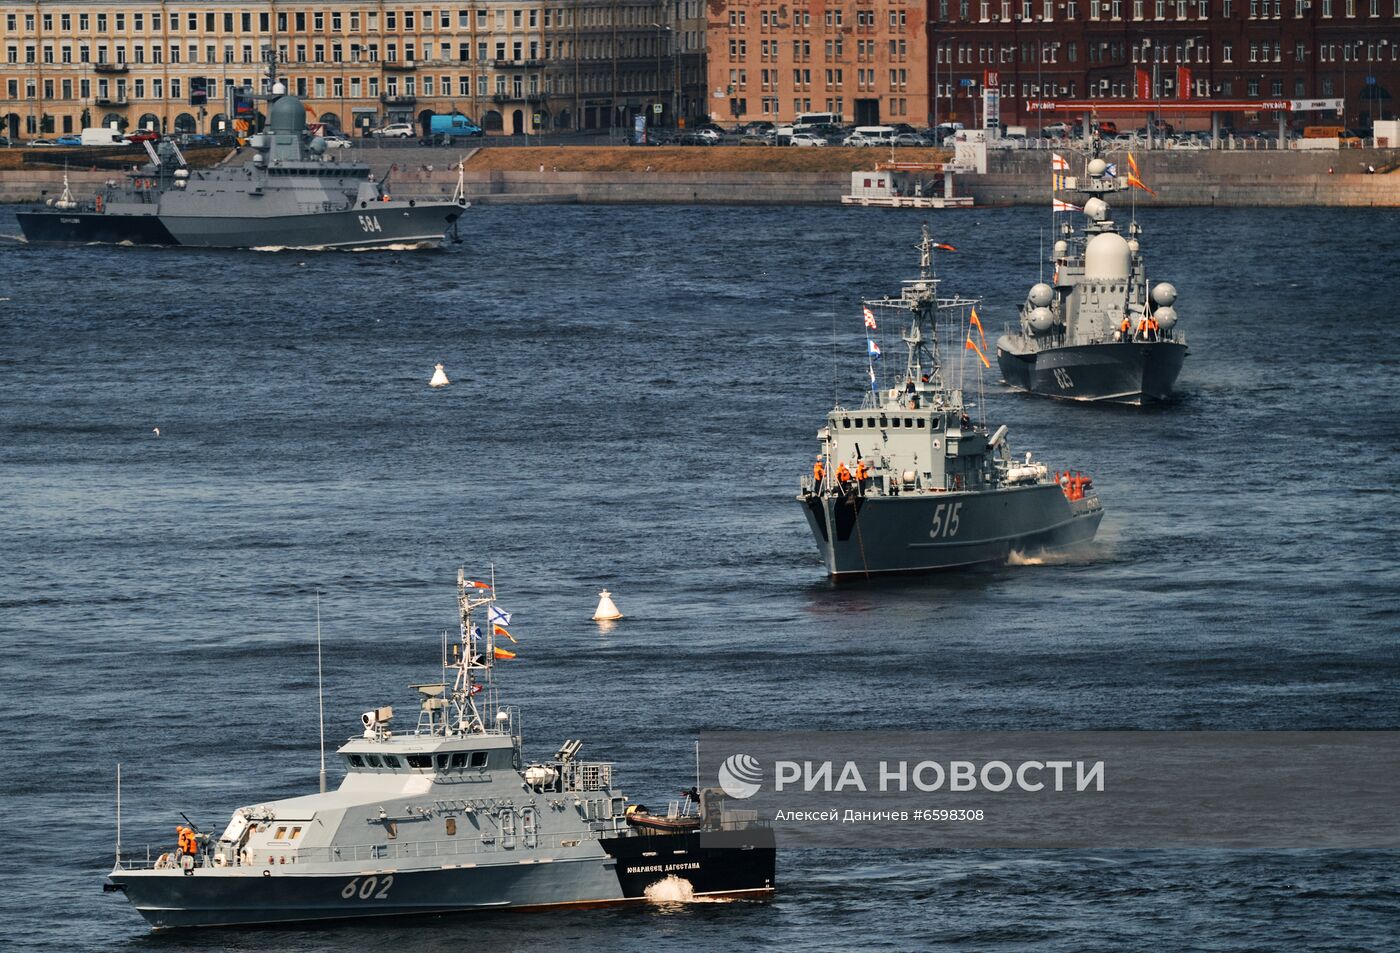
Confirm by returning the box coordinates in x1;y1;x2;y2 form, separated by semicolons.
26;138;57;146
740;132;774;146
371;122;415;138
1041;122;1070;138
788;132;828;147
54;134;83;146
678;131;716;146
322;133;354;149
689;127;720;144
0;136;11;147
124;129;159;143
893;132;932;147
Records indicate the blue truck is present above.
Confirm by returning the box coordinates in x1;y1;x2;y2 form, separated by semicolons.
429;113;484;142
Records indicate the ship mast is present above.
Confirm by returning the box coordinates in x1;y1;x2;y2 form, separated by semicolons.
902;225;943;395
450;567;497;734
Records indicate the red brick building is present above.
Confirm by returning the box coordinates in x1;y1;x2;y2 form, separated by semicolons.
707;0;928;125
930;0;1398;131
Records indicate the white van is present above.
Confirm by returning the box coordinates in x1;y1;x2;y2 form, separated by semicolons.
845;125;898;147
80;126;126;146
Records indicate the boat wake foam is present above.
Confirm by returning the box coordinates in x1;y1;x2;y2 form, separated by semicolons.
643;875;730;905
1008;542;1110;567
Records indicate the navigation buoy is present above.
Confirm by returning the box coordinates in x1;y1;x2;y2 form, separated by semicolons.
592;589;623;621
429;363;450;388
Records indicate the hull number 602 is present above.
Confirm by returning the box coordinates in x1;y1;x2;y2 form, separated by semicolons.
341;874;394;900
929;502;963;539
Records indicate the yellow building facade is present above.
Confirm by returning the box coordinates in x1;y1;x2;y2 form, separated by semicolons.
0;0;692;138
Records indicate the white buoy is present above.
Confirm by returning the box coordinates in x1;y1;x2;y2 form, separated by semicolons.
592;589;623;621
429;363;450;388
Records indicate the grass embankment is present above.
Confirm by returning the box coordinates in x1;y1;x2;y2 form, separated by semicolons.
0;145;232;171
464;146;950;173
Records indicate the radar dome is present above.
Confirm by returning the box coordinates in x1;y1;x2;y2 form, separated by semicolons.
1053;240;1068;258
1083;197;1110;222
1084;232;1131;280
272;81;287;95
268;94;307;134
1028;306;1055;332
1127;238;1140;254
1151;282;1178;307
1027;283;1054;308
1087;157;1108;177
1154;306;1177;330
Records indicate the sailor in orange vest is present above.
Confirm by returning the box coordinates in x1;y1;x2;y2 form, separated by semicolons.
177;826;198;857
813;456;826;487
1136;318;1150;341
855;459;870;484
835;461;852;488
1119;317;1131;342
1146;316;1159;341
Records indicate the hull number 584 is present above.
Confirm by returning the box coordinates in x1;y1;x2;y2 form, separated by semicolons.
929;502;962;539
358;215;383;233
341;874;394;900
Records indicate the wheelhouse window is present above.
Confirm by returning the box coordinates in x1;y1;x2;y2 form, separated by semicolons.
382;755;402;768
365;755;383;767
841;417;852;428
347;754;365;767
451;752;469;768
407;754;434;769
470;751;488;768
436;753;452;769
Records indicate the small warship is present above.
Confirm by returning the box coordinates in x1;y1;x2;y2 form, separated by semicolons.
17;61;463;249
105;571;774;928
995;152;1187;405
797;227;1104;579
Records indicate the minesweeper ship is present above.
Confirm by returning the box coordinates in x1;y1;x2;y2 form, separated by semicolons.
797;227;1104;579
17;63;464;249
994;150;1187;404
105;571;775;928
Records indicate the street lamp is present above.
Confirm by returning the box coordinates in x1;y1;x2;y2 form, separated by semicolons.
649;20;675;127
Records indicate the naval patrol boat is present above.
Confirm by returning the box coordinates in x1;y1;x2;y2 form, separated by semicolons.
994;151;1187;404
16;67;464;249
105;571;774;928
797;227;1104;579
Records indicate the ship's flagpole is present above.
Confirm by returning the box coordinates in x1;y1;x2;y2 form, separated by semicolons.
115;762;121;869
316;590;327;794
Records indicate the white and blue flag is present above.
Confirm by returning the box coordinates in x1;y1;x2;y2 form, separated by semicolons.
488;605;512;627
1104;162;1118;177
868;339;881;358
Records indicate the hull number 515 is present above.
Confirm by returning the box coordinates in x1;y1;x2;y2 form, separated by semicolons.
929;502;962;539
341;874;394;900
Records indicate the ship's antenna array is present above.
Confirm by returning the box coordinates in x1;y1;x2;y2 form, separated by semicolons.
315;590;327;794
115;762;122;868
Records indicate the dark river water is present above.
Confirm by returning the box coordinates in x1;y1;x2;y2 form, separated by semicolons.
1;203;1398;952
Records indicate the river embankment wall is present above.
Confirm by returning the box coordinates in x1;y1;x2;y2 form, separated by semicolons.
2;149;1396;207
